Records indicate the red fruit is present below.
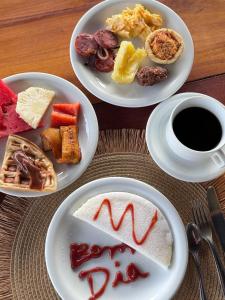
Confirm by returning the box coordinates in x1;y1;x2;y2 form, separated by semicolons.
51;111;77;127
53;103;80;116
0;104;33;138
0;80;17;109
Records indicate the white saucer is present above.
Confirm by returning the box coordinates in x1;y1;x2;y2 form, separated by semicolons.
146;92;225;182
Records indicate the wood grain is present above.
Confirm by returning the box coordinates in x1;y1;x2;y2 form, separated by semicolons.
0;0;225;93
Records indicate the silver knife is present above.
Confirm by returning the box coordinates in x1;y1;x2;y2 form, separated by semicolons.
207;186;225;252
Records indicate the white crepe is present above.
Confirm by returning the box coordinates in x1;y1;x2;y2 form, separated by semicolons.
74;192;173;268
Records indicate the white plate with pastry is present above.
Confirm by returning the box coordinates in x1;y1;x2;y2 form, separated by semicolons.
0;72;99;197
45;177;188;300
70;0;194;107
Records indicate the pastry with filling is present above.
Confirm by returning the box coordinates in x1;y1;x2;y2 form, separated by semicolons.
74;192;173;268
0;135;57;192
145;28;184;64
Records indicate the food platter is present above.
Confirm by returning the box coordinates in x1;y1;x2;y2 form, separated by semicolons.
0;72;99;197
45;177;188;300
70;0;194;107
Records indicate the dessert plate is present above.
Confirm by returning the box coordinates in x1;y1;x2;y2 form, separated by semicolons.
0;72;99;197
45;177;188;300
146;92;225;182
70;0;194;107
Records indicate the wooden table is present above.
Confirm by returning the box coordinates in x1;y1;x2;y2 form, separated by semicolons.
0;0;225;128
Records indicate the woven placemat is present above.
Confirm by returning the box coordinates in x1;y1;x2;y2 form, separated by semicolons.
0;129;225;300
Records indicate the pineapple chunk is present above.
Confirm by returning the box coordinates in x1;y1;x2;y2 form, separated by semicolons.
112;41;147;84
16;87;55;129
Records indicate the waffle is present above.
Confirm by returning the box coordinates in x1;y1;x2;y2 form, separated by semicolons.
0;135;57;192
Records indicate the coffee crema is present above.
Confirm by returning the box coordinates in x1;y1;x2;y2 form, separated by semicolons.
172;107;222;151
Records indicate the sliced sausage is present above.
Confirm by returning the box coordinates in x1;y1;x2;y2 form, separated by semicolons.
136;66;168;86
75;33;98;57
95;50;115;72
94;29;118;49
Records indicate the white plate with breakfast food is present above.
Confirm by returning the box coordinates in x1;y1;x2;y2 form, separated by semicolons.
45;177;188;300
70;0;194;107
0;72;99;197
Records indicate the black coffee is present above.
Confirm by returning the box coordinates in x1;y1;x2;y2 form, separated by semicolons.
172;107;222;151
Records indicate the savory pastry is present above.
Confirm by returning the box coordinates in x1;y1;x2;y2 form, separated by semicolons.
0;135;57;192
136;66;168;86
145;28;184;64
112;41;147;84
16;87;55;129
58;126;81;164
106;4;163;41
41;128;62;159
74;192;173;268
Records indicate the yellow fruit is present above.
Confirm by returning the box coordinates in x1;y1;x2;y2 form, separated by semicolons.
112;41;147;84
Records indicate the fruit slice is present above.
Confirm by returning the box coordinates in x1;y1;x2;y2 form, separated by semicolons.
0;104;33;138
111;41;147;84
51;111;77;127
16;87;55;129
53;103;80;116
0;80;17;109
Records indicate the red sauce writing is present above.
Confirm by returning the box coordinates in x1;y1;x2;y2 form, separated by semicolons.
93;199;158;245
70;243;135;269
79;267;110;300
112;263;149;287
114;261;120;268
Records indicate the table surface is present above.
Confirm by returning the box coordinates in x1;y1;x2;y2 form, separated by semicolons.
0;0;225;127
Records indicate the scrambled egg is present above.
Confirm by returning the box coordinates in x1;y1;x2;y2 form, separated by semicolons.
106;4;163;41
112;41;147;84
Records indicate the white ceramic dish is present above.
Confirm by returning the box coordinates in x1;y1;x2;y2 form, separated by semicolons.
70;0;194;108
45;177;188;300
0;72;99;197
146;92;225;182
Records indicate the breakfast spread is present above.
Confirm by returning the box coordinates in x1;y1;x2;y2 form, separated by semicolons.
16;87;55;128
145;28;184;64
0;81;82;193
74;3;184;88
0;135;57;192
74;192;173;268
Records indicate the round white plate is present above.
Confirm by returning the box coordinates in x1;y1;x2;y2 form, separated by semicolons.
146;92;225;182
70;0;194;108
0;72;99;197
45;177;188;300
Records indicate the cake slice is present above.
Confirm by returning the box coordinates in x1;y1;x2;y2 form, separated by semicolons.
74;192;173;268
0;135;57;192
16;87;55;129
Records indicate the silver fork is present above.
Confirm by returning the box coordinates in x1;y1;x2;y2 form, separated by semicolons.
192;202;225;296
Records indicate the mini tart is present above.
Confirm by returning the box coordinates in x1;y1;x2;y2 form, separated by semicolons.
145;28;184;64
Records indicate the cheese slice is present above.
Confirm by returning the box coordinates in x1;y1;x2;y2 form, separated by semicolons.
74;192;173;268
16;87;55;128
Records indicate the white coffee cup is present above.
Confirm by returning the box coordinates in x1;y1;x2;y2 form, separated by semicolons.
166;95;225;168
